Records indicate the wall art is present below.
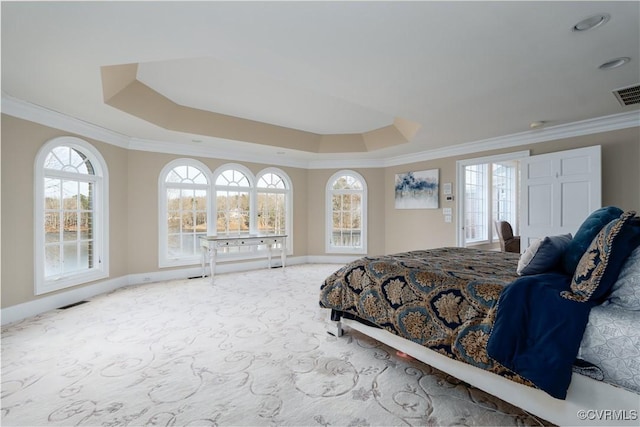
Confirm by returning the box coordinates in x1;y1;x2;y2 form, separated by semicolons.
395;169;439;209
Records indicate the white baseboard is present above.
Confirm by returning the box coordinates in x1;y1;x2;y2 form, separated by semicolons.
1;275;129;325
1;256;330;326
306;255;361;264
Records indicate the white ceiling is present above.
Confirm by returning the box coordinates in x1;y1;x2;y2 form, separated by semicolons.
2;1;639;165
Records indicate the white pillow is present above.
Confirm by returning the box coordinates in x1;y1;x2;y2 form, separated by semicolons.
517;234;573;276
605;246;640;310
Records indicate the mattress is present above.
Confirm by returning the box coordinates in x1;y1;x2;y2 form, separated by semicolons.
578;304;640;393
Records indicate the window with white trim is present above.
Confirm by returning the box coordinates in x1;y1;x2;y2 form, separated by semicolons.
214;165;253;236
459;157;521;246
326;171;367;254
158;162;293;265
257;168;292;252
35;137;108;295
159;160;210;267
256;169;290;235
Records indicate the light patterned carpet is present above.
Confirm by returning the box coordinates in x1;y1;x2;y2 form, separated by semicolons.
1;264;549;426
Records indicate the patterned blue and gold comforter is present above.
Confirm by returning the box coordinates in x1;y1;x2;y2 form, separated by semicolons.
319;247;534;387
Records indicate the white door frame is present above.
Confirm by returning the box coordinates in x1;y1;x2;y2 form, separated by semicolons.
456;150;530;247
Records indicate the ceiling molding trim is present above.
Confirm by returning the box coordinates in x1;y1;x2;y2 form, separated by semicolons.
128;137;310;169
305;158;385;170
382;110;640;167
1;93;130;149
3;94;638;170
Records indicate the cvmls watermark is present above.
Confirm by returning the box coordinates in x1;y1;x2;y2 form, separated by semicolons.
577;409;638;421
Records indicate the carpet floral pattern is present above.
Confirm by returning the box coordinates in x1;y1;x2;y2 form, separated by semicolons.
2;265;548;426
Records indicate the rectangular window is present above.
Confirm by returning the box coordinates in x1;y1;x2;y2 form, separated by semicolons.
44;177;95;278
464;164;488;243
166;188;208;259
216;190;251;255
216;190;250;235
331;193;362;249
492;161;518;238
257;192;286;235
464;161;519;244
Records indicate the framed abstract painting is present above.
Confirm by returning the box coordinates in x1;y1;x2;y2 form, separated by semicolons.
395;169;439;209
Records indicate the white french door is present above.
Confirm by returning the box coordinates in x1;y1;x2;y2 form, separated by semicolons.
456;151;529;248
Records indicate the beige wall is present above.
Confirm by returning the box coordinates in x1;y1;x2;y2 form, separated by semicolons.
384;127;640;252
2;113;638;308
1;115;129;307
385;159;458;254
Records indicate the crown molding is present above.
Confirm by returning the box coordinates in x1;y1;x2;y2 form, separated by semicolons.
382;110;640;167
3;93;638;169
1;93;130;149
128;137;311;169
305;157;385;169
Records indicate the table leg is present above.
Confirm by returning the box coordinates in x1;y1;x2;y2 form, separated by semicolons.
281;240;286;268
267;244;273;268
201;247;206;278
209;247;216;284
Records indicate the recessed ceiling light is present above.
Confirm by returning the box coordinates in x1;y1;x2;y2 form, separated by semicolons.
599;57;631;70
572;13;610;32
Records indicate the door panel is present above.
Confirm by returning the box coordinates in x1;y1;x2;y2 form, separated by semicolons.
561;181;591;229
520;145;601;251
528;184;553;226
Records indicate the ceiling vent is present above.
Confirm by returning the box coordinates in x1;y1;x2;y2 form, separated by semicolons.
613;84;640;106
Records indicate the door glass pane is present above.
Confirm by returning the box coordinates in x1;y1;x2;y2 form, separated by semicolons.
464;164;487;243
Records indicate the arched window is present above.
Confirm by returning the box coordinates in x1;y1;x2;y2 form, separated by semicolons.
157;161;293;265
159;159;211;267
257;168;292;252
326;171;367;254
34;137;108;294
213;164;254;236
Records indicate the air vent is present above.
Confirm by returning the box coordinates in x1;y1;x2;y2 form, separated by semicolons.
58;301;89;310
613;84;640;106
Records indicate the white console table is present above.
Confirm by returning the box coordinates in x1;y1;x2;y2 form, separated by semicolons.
200;234;287;283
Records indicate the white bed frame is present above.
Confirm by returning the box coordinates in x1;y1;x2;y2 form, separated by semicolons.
329;317;640;427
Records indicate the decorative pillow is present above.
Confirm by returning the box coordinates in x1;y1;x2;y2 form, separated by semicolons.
517;234;572;276
562;211;640;303
562;206;623;275
605;246;640;310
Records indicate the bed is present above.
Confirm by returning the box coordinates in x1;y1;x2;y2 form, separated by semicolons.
319;208;640;426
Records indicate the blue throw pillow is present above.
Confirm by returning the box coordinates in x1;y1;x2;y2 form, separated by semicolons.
517;234;573;276
562;206;624;275
562;211;640;303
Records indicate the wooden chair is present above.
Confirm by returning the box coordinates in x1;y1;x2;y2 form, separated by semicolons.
495;221;520;253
